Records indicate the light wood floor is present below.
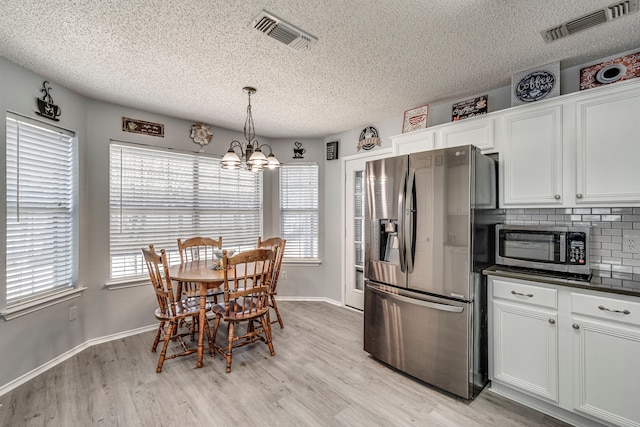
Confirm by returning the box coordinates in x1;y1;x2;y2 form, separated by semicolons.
0;301;573;427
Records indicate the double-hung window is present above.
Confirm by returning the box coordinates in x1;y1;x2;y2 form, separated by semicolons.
109;141;262;283
4;114;76;312
279;163;319;261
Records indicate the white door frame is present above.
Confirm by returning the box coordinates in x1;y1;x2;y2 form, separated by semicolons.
341;148;392;309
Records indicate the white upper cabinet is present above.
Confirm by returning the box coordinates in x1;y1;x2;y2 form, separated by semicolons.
574;83;640;205
499;78;640;208
438;116;496;153
390;128;436;155
500;104;563;207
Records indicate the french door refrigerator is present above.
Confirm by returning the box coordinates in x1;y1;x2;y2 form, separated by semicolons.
363;144;499;399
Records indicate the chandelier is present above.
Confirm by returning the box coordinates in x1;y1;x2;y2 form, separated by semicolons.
221;87;280;172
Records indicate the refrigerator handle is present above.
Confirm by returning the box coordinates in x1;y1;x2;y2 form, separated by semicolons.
367;283;464;313
405;168;415;273
398;168;407;273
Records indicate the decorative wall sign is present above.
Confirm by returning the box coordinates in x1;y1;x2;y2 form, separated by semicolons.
293;141;306;158
357;126;381;151
190;123;212;151
452;95;488;121
326;141;339;160
511;61;560;107
580;50;640;90
122;117;165;137
402;104;428;133
35;81;62;121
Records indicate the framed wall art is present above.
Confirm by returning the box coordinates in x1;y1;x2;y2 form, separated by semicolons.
511;61;560;107
402;104;428;133
580;49;640;90
452;95;488;121
326;140;339;160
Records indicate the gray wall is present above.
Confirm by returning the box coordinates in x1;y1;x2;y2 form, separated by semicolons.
0;57;328;391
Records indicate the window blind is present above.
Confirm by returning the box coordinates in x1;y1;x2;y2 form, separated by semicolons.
5;116;75;306
279;163;319;259
109;142;262;280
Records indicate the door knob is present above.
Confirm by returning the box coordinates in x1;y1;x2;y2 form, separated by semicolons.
572;323;580;330
548;319;555;324
576;193;583;199
554;194;561;200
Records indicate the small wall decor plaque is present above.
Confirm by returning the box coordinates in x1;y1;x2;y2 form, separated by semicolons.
511;61;560;107
326;141;339;160
35;81;62;121
357;126;381;151
293;141;306;158
402;104;428;133
452;95;488;121
122;117;165;137
190;123;212;151
580;50;640;90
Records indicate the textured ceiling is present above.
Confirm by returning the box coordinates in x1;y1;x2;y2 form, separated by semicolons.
1;1;640;138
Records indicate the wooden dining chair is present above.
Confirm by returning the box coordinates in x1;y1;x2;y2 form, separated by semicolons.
257;236;287;328
211;248;276;373
177;236;223;302
142;244;214;372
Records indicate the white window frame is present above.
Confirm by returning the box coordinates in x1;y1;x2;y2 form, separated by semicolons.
279;162;320;264
2;113;84;320
108;141;263;288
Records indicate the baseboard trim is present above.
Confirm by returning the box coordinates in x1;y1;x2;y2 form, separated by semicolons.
0;299;344;397
0;324;156;398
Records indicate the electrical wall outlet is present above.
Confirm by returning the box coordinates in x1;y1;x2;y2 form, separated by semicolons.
623;230;640;254
281;271;287;280
69;305;78;321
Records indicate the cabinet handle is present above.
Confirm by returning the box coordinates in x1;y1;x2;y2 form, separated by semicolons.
572;323;580;330
576;193;583;199
554;194;561;200
548;319;555;324
598;305;631;315
511;290;534;297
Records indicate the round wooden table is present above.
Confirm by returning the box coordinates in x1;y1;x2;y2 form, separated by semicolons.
168;260;231;368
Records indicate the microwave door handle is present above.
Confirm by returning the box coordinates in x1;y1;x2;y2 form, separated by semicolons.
405;168;415;273
559;234;566;262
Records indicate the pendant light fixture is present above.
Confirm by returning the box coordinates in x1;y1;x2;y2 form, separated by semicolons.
221;87;280;172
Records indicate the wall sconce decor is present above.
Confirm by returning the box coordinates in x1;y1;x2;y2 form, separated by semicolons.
35;81;62;121
190;123;213;151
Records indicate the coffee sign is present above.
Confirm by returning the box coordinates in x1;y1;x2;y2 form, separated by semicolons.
511;61;560;106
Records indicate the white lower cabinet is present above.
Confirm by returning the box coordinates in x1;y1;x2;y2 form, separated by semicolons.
488;275;640;427
571;293;640;427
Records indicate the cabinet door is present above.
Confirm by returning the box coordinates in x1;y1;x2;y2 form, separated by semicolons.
493;300;558;402
571;319;640;427
390;128;436;155
439;117;495;152
501;105;563;206
575;86;640;205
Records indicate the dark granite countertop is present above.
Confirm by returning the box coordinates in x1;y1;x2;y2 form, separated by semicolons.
483;265;640;298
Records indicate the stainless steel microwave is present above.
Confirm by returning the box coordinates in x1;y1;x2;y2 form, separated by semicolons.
495;225;591;276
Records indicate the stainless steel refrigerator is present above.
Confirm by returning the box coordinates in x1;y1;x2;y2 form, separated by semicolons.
363;144;499;399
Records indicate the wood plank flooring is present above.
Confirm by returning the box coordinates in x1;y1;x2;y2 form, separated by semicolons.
0;301;573;427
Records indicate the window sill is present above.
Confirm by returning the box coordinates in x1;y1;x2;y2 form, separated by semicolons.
1;286;88;321
282;259;322;267
105;276;149;290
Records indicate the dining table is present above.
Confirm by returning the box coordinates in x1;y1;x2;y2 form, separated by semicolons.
168;259;231;368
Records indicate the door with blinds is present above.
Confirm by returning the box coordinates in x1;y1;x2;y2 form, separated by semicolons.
344;151;390;310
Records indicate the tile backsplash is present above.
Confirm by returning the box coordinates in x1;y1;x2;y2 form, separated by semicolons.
505;207;640;292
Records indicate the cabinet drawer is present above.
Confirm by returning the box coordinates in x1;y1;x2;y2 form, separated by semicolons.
492;279;557;309
572;293;640;326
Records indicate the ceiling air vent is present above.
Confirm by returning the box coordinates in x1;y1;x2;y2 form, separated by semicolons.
541;0;639;43
252;10;317;51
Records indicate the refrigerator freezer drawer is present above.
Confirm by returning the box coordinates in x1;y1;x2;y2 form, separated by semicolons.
364;282;474;399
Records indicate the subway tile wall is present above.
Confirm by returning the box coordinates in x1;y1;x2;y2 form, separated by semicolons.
505;207;640;292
